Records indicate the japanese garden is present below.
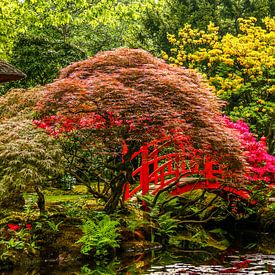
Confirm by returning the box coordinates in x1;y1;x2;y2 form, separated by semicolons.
0;0;274;274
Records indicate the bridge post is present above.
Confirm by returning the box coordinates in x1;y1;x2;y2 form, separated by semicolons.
140;145;150;196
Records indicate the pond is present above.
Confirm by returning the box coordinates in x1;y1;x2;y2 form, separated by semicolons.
2;249;275;274
145;252;275;274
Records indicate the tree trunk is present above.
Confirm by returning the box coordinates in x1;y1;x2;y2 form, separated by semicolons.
35;185;46;215
104;180;124;214
104;152;133;214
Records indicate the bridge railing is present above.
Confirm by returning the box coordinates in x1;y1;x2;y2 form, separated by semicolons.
123;134;275;201
124;138;237;200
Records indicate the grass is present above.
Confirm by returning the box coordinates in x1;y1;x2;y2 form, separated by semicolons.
46;194;93;203
24;193;95;205
270;203;275;211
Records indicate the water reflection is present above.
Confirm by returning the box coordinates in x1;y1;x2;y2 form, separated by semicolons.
145;252;275;274
2;251;275;274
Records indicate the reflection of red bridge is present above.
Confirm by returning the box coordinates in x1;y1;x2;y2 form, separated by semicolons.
124;138;251;201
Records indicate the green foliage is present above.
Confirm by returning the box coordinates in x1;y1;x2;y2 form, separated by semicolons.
183;0;273;33
0;0;25;60
1;0;273;61
0;119;64;198
1;238;24;250
123;0;184;53
155;212;179;238
0;0;132;93
0;227;39;262
45;220;63;233
81;261;119;275
137;193;180;243
23;196;37;216
0;88;44;119
125;211;148;233
126;0;274;54
169;224;230;250
3;35;87;91
0;87;65;210
60;200;91;219
77;214;120;257
33;216;65;241
137;191;232;249
72;185;89;195
1;0;273;93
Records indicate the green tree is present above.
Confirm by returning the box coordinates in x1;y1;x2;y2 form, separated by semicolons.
218;0;274;33
125;0;190;54
174;0;274;33
1;35;86;92
127;0;274;54
18;0;138;55
0;88;64;212
0;118;64;213
0;0;24;60
0;0;143;93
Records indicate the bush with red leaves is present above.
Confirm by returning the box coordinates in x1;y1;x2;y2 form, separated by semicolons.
34;48;272;212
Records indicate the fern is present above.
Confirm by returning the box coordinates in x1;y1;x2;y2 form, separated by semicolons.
156;212;179;237
77;215;120;256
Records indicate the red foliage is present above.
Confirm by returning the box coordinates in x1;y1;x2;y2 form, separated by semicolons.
34;48;249;181
234;259;251;269
32;48;275;205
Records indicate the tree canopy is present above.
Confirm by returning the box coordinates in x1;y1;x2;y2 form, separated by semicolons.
34;48;247;172
0;88;64;211
1;0;273;93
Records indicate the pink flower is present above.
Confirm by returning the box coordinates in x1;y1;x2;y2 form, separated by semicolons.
223;116;275;183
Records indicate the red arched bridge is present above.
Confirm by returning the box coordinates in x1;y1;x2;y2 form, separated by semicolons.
124;138;262;202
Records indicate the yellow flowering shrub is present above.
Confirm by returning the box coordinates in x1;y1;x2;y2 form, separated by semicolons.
164;17;275;151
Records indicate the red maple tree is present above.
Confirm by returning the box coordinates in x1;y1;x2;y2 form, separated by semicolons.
34;48;250;212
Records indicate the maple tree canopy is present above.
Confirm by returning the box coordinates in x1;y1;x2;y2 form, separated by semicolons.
34;48;246;172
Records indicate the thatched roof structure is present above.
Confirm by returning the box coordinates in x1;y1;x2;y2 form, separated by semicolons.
0;60;26;83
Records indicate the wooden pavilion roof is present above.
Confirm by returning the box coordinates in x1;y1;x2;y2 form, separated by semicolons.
0;60;26;83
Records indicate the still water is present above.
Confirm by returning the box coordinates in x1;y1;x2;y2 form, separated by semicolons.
2;250;275;274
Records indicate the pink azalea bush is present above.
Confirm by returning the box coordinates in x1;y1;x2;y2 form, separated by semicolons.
224;116;275;184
